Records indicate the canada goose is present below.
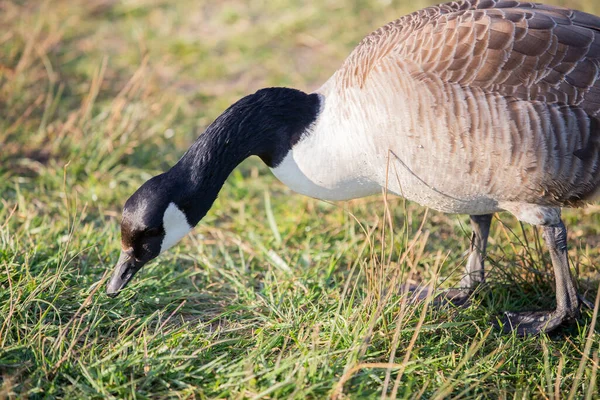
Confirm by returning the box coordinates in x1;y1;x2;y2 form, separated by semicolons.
106;0;600;335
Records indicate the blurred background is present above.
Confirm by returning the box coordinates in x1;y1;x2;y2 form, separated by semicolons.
2;0;600;398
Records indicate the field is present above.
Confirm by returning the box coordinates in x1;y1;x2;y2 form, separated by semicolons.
2;0;600;398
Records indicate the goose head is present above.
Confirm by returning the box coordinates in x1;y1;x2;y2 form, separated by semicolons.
106;87;321;296
106;174;192;296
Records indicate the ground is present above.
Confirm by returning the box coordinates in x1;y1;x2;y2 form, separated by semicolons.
1;0;600;398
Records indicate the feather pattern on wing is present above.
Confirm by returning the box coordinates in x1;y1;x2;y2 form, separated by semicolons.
339;0;600;115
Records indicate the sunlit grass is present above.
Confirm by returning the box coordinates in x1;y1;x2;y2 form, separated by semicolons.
2;0;600;398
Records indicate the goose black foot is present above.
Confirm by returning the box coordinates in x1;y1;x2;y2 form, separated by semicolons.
496;309;580;336
434;288;473;307
401;285;473;307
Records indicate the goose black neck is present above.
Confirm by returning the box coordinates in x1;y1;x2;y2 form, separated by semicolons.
169;87;321;225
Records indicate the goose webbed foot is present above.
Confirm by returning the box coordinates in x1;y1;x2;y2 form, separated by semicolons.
434;288;473;307
402;285;473;307
496;309;580;336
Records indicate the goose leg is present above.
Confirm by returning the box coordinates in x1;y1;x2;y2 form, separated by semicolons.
499;220;580;335
462;214;492;288
441;214;492;306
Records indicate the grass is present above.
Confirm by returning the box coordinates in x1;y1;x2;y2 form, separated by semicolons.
2;0;600;398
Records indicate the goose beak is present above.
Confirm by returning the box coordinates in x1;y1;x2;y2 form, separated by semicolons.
106;250;143;297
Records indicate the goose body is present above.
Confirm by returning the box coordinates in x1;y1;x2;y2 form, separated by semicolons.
107;0;600;334
276;0;600;217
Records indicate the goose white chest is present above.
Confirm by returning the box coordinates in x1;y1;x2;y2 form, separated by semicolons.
271;78;503;215
270;90;383;201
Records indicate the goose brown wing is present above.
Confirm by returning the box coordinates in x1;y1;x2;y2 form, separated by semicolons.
340;0;600;115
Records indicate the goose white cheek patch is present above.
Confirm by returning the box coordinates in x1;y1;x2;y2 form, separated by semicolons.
160;202;192;254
